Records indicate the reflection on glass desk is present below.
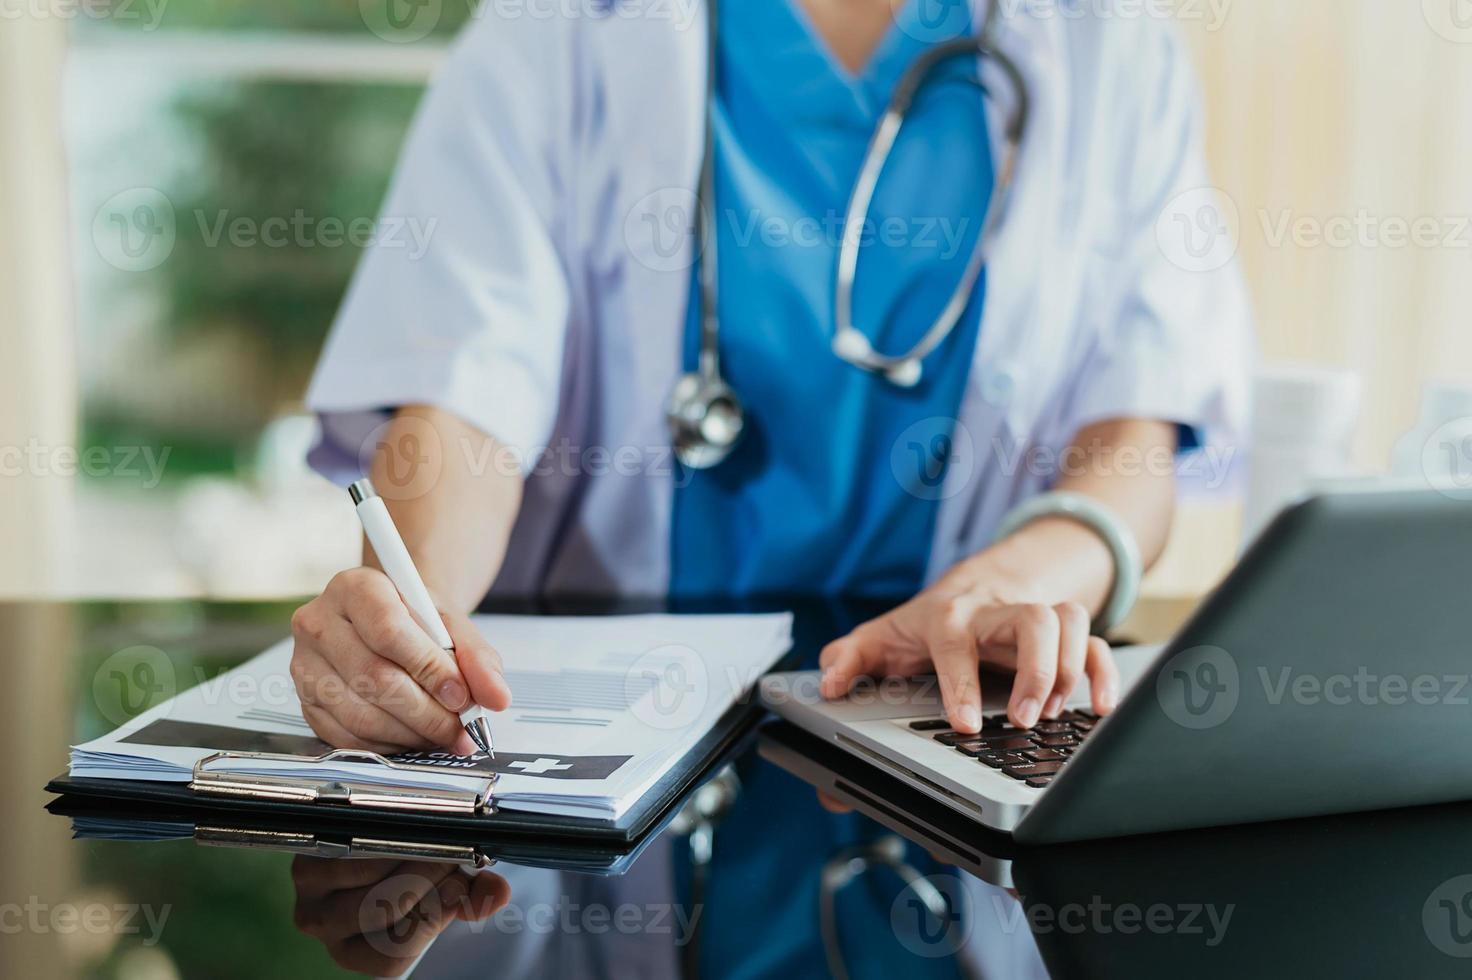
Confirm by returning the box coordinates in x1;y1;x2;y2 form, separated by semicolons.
13;598;1472;978
760;719;1472;979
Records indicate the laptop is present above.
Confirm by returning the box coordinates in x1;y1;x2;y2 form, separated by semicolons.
760;489;1472;842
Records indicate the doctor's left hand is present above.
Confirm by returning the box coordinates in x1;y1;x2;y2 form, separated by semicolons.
818;587;1120;734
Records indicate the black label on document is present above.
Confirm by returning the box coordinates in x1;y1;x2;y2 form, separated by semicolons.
121;720;631;780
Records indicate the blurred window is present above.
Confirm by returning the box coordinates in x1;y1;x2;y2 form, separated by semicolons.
66;1;472;595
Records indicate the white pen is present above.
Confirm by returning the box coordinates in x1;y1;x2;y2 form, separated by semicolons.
348;477;495;757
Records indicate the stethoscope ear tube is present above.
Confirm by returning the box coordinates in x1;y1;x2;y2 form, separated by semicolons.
831;36;1028;385
666;0;1031;469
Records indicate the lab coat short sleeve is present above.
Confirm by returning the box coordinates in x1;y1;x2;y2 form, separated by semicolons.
1057;22;1252;451
305;14;572;483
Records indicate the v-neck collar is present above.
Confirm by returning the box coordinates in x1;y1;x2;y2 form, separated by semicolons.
720;0;973;127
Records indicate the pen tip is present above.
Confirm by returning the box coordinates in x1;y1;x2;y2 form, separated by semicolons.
465;717;493;756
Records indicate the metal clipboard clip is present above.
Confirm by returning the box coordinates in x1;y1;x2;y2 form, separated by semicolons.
193;824;496;867
190;748;499;816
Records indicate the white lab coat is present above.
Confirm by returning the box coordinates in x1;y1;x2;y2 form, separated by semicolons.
306;0;1253;597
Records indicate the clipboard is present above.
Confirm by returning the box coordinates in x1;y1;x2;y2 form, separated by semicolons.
46;699;763;846
188;747;497;815
45;773;690;876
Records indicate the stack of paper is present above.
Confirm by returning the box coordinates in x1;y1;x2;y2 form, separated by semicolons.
71;613;793;820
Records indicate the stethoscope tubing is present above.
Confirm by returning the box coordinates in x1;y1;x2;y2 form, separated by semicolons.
668;0;1031;467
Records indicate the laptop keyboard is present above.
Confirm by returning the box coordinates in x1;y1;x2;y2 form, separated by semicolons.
908;709;1099;789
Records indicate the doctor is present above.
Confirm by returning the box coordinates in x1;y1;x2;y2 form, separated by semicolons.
292;0;1248;964
294;0;1248;749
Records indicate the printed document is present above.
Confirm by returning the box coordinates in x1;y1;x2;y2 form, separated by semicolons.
71;613;793;820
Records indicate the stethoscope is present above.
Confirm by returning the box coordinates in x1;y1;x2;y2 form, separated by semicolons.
670;766;963;978
666;0;1032;470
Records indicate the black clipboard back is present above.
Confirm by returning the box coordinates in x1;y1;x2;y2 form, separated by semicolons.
46;700;762;845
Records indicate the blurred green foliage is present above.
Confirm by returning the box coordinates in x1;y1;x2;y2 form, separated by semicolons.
80;0;477;476
80;0;475;36
164;80;423;394
78;838;350;980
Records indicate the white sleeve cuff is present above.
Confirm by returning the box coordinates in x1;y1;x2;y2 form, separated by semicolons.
306;347;556;483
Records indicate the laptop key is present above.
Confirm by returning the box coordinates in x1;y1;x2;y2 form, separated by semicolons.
1023;748;1066;762
1025;776;1054;789
1034;735;1080;748
1002;761;1065;779
977;752;1028;769
908;719;952;731
939;730;1021;745
1033;721;1073;734
979;735;1035;751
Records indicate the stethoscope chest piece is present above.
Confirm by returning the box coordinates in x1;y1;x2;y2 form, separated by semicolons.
667;369;746;470
831;327;924;388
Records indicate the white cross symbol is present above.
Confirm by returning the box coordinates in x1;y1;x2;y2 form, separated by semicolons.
508;757;574;775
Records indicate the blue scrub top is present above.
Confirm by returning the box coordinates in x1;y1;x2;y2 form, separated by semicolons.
669;0;994;977
670;0;996;599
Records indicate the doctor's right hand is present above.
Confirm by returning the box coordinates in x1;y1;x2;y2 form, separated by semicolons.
292;856;510;977
289;567;512;755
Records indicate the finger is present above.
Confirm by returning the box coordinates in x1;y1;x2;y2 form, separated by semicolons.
454;871;512;922
325;863;456;944
317;615;467;749
328;906;446;976
818;630;884;700
433;868;511;926
297;647;430;750
1043;602;1090;719
338;569;474;715
928;599;985;733
1004;604;1059;729
1084;636;1121;715
292;856;402;903
432;870;474;925
298;650;441;752
302;703;425;757
295;860;430;941
326;938;420;978
331;867;463;974
289;853;403;906
358;865;458;938
444;611;512;712
815;789;854;814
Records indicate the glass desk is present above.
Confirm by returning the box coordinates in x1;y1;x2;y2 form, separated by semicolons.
10;598;1472;978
